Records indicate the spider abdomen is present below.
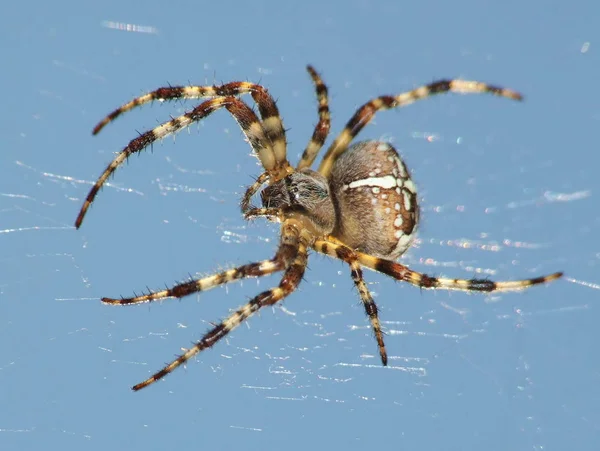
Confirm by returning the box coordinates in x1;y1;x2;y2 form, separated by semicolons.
330;141;419;260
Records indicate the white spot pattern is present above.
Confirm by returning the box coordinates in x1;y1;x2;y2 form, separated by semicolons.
394;215;403;228
403;190;412;211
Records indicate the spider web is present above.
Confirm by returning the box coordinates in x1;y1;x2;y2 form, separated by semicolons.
1;3;598;450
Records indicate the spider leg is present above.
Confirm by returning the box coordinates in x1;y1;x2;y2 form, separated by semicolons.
132;226;309;391
318;79;523;177
103;256;280;305
94;81;273;133
348;248;563;292
243;207;283;222
240;172;270;215
250;88;289;170
92;80;291;175
297;65;331;170
76;97;277;228
240;173;288;221
313;239;387;365
102;219;305;305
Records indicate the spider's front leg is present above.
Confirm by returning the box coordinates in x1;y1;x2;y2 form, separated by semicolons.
76;97;279;229
240;172;284;221
240;172;270;215
297;65;332;170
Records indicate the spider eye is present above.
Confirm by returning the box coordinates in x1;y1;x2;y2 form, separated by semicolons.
291;185;301;200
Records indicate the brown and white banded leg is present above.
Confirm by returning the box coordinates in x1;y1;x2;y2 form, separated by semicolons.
243;207;283;222
241;172;270;215
350;250;563;292
92;80;291;178
297;65;331;170
101;246;297;306
94;81;276;134
314;239;388;365
250;88;289;172
318;79;523;177
240;173;283;221
132;234;309;391
76;97;276;228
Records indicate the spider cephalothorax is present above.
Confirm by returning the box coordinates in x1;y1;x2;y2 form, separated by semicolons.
261;169;335;233
76;65;562;391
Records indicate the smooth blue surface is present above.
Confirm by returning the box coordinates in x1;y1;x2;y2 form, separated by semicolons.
1;1;598;450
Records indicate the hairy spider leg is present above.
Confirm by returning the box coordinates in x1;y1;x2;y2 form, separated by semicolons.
102;248;294;305
314;239;388;365
241;172;270;215
334;240;564;292
318;79;523;177
132;221;310;391
76;97;277;228
297;65;332;170
92;80;291;173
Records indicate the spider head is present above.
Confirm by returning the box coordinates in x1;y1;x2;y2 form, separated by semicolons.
261;169;335;235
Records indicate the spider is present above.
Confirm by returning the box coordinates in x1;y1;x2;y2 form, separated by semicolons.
76;65;562;391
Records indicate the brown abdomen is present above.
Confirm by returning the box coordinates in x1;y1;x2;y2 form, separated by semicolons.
329;141;419;260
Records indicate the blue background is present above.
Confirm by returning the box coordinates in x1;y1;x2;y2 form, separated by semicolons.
1;1;598;450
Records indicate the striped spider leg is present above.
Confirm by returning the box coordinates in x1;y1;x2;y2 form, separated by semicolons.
77;65;562;391
92;78;289;166
317;79;523;177
297;65;332;170
314;238;388;364
101;233;289;306
77;78;298;228
131;221;311;391
319;236;563;293
241;65;331;215
76;97;279;229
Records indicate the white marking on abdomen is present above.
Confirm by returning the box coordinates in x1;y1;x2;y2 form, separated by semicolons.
403;190;412;211
403;179;417;194
392;232;413;257
396;158;407;178
347;175;397;190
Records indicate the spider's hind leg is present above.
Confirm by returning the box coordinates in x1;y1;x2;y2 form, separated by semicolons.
314;239;388;366
356;252;563;292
